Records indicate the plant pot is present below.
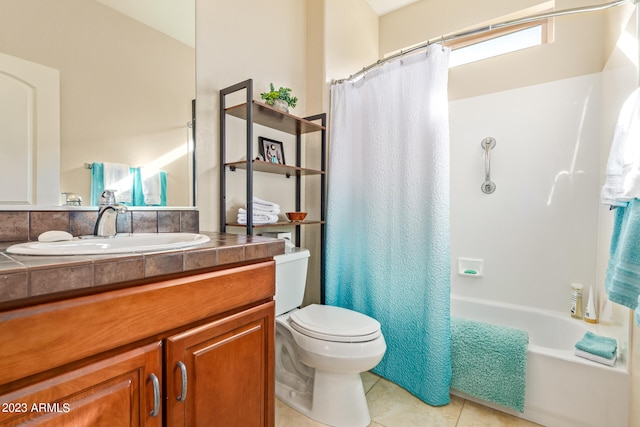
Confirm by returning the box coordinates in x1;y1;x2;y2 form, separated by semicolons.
272;99;289;114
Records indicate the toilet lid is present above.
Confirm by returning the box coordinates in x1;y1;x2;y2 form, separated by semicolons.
289;304;381;343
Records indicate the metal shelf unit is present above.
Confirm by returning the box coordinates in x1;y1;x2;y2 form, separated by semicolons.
219;79;327;298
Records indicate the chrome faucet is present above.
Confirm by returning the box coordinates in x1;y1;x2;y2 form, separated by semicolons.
94;190;127;237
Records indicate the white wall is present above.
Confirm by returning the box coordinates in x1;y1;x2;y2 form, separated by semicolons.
379;0;543;57
449;73;601;313
599;6;639;425
380;0;608;101
324;0;379;85
195;0;308;232
302;0;379;305
194;0;378;304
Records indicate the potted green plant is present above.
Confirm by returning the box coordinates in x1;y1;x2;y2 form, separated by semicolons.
260;83;298;113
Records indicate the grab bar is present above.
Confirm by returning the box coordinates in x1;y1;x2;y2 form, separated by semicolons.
481;137;496;194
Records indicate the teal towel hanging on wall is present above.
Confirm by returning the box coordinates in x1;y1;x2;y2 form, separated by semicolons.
89;163;167;206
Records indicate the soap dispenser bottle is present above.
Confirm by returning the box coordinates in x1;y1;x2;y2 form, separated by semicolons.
570;283;584;319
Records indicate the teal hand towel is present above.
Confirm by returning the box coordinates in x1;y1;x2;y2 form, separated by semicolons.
574;331;617;360
606;200;640;310
129;168;167;206
90;162;105;206
451;317;528;412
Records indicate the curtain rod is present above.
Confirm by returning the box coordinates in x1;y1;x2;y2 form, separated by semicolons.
333;0;636;85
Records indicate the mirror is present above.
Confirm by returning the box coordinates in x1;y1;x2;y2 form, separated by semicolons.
0;0;195;207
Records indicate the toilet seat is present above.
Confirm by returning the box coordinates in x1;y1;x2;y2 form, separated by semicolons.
289;304;381;343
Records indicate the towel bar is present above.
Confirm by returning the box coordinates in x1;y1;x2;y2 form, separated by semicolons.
481;137;496;194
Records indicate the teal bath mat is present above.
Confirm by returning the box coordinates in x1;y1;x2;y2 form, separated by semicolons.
451;317;528;412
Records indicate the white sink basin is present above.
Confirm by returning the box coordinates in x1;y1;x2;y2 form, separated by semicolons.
6;233;211;256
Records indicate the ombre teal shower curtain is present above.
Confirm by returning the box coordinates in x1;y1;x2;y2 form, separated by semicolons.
326;44;451;406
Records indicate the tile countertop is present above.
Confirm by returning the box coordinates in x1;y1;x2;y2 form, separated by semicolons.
0;232;285;309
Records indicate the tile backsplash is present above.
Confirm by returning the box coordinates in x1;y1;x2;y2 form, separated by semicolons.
0;209;199;242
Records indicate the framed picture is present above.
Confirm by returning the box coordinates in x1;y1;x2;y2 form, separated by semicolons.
259;137;286;165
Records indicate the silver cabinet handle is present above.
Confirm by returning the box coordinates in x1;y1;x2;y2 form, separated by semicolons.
149;373;160;417
176;361;188;402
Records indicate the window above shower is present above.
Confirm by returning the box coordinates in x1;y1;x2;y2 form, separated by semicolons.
446;5;555;68
385;1;555;69
447;17;554;67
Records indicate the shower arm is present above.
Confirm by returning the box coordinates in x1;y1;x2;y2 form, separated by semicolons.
481;137;496;194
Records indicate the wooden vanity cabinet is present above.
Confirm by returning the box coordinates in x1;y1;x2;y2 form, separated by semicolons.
0;260;276;427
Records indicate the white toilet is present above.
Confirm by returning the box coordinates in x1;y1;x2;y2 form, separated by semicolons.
274;248;386;427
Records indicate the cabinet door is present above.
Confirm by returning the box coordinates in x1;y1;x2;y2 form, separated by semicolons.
165;301;275;427
0;342;162;427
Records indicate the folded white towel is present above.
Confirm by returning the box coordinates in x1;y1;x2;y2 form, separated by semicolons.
253;205;281;215
141;167;161;206
103;162;132;203
601;87;640;206
237;209;279;225
237;217;279;225
574;348;617;367
252;196;280;213
236;196;281;224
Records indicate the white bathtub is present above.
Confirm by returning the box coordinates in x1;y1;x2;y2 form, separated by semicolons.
450;295;630;427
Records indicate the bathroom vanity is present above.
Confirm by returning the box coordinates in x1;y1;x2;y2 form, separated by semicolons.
0;232;282;426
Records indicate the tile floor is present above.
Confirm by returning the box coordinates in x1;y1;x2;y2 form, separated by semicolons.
275;371;542;427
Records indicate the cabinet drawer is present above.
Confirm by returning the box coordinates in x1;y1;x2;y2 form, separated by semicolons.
0;261;275;387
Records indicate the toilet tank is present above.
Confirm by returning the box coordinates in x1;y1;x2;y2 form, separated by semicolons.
274;248;310;316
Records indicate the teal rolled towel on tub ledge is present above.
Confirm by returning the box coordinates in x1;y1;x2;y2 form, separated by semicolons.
451;317;528;412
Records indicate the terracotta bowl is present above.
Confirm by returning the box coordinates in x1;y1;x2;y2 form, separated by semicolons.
286;212;307;221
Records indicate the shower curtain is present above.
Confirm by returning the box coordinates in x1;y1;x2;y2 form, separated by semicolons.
326;44;451;406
